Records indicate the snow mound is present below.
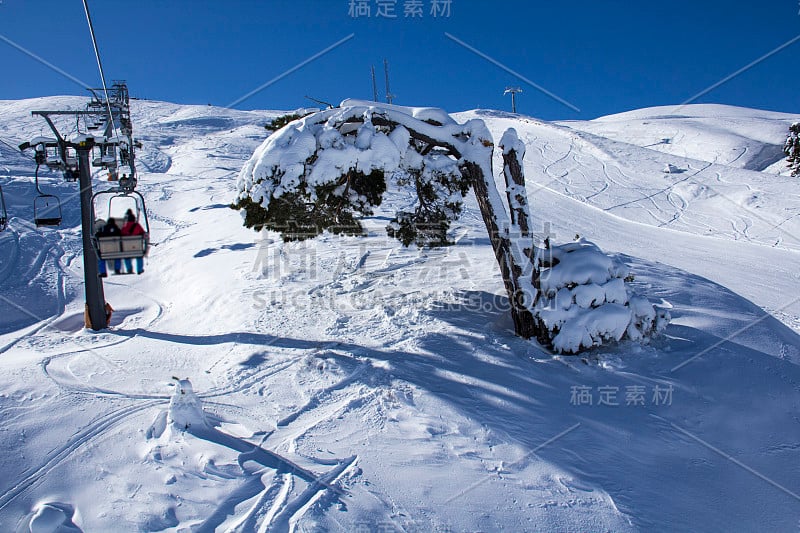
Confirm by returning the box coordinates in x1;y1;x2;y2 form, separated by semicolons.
167;379;209;431
533;239;670;353
27;503;82;533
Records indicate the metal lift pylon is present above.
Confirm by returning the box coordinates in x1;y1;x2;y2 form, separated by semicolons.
20;82;138;331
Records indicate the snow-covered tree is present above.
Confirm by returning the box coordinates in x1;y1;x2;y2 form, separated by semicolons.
235;101;669;353
784;123;800;177
234;102;474;244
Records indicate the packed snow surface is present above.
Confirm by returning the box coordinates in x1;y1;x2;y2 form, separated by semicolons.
0;97;799;532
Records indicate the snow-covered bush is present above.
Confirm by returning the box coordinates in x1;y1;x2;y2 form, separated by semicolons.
532;238;670;354
387;154;470;246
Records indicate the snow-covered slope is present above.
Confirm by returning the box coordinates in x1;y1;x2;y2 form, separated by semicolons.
463;108;800;251
557;104;795;173
0;98;798;532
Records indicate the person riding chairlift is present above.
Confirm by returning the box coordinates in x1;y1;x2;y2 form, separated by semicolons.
121;209;146;274
95;218;122;277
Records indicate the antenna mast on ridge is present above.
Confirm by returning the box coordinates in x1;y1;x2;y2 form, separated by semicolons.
371;65;379;102
384;59;395;105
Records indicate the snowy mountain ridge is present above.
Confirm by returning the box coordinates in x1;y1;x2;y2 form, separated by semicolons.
0;96;799;532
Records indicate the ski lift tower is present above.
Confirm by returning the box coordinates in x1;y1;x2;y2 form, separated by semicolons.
20;82;137;330
86;81;136;183
504;86;522;114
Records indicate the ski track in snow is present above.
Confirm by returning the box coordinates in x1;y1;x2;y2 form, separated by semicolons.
0;231;68;355
0;399;164;513
1;98;799;531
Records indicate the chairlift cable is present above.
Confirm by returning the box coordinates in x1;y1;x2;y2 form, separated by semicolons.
82;0;119;143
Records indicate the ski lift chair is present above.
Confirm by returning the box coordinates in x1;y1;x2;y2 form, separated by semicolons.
92;144;117;168
63;147;79;182
33;166;62;228
34;194;62;227
0;185;8;232
92;188;150;262
87;117;106;131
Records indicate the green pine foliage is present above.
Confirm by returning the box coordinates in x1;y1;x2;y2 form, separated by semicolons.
387;165;470;247
265;112;313;133
232;169;386;241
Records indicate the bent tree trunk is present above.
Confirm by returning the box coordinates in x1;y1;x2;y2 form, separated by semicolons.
462;156;538;339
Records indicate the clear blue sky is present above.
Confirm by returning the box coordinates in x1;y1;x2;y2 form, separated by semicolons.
1;0;798;119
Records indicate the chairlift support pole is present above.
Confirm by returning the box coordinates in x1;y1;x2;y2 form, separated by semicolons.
76;138;107;330
21;130;108;330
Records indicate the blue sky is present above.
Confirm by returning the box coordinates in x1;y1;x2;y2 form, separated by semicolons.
1;0;798;119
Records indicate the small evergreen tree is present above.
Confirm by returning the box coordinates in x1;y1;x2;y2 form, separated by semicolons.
784;123;800;176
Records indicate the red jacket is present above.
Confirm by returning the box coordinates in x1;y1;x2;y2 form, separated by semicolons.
121;221;146;236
